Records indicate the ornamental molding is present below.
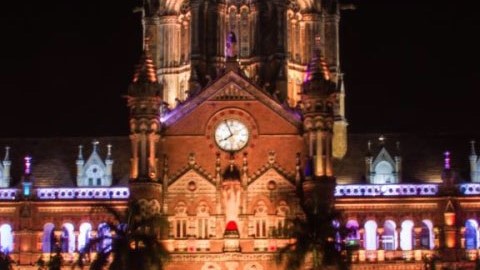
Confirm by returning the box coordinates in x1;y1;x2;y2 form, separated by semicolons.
170;252;274;262
0;207;16;214
335;203;438;211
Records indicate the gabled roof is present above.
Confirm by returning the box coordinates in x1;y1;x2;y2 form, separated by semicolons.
162;70;302;128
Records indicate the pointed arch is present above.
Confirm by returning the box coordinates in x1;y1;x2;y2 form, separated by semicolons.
465;219;479;250
196;201;211;239
346;220;360;241
364;220;377;250
420;219;434;249
61;223;75;253
382;220;397;250
400;220;414;251
42;223;55;253
173;201;188;239
78;222;92;252
251;200;269;238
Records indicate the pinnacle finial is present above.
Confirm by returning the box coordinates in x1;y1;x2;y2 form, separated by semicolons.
4;146;10;161
107;144;112;159
471;140;477;156
92;140;99;152
144;36;151;52
78;145;84;160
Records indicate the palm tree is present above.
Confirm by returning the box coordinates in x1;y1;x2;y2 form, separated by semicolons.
0;251;14;270
276;183;349;270
74;200;170;270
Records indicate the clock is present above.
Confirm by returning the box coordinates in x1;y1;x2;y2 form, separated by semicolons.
214;119;249;151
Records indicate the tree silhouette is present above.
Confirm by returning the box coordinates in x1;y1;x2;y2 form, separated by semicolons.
276;183;350;270
74;200;170;270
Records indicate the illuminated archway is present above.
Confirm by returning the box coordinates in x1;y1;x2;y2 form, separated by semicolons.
42;223;55;253
78;223;92;252
364;220;377;250
465;219;479;250
400;220;414;250
382;220;397;250
61;223;75;253
0;224;13;252
420;219;434;249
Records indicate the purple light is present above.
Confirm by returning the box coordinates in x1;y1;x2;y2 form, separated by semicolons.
24;155;32;175
444;151;451;170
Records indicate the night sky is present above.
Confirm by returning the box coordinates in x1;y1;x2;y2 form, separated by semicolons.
1;1;479;138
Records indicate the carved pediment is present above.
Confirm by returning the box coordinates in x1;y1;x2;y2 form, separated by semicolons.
168;169;216;194
247;168;295;193
210;82;255;101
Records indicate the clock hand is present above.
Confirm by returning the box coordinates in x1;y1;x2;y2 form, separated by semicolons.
224;120;233;136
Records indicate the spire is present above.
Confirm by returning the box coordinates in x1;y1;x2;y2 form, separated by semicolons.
92;140;99;152
3;146;10;161
302;36;336;96
471;140;477;156
106;144;112;160
77;145;84;160
132;37;158;84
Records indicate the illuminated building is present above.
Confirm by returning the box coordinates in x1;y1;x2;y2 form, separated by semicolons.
0;1;478;269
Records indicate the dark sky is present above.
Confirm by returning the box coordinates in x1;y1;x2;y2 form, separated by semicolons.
1;1;479;138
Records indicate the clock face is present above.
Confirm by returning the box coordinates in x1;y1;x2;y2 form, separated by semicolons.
214;119;249;151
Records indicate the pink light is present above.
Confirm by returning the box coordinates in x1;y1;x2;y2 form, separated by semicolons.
444;151;451;169
24;155;32;175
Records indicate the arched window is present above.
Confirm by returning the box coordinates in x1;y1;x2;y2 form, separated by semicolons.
382;220;397;250
42;223;55;253
364;220;377;250
373;161;394;184
345;220;360;248
275;201;290;238
252;200;268;238
78;223;92;252
420;219;434;249
196;202;210;239
400;220;414;250
61;223;75;253
465;219;479;250
0;224;13;253
174;202;188;239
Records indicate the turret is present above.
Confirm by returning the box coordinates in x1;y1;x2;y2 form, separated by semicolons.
0;146;11;188
301;38;336;179
469;140;478;182
301;38;337;201
126;39;163;182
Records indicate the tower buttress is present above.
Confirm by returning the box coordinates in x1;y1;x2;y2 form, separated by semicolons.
126;38;164;212
301;39;337;201
126;40;163;182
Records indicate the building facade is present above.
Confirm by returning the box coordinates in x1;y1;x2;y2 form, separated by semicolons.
0;1;479;269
